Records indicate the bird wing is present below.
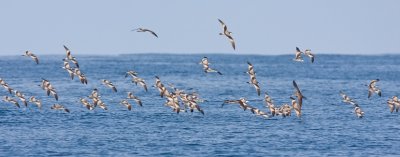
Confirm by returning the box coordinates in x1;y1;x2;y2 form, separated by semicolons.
144;29;158;38
33;56;39;64
218;19;227;33
254;84;261;96
227;35;236;50
368;88;373;98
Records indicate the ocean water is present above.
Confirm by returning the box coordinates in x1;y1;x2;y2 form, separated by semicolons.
0;54;399;156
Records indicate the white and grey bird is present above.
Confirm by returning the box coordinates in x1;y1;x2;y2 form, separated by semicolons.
250;107;270;118
63;45;79;68
14;90;28;107
79;98;94;110
51;104;70;113
304;49;315;63
3;96;20;108
293;47;304;62
290;97;301;118
246;76;261;96
133;28;158;38
120;99;133;111
222;98;254;111
218;19;236;50
125;70;138;78
354;106;364;118
368;79;382;98
22;51;39;64
132;77;148;92
292;80;305;111
102;79;117;92
340;91;358;106
29;96;42;109
264;92;276;116
199;57;222;75
0;82;13;94
127;92;143;107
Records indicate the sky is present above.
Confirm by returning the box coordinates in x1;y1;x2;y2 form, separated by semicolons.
0;0;399;55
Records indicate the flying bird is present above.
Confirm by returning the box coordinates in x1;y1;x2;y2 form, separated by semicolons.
368;79;382;98
218;19;236;50
354;106;364;118
199;57;222;75
63;45;79;68
51;104;70;113
127;92;143;107
120;99;133;111
102;79;117;92
293;47;304;62
22;51;39;64
3;96;20;108
132;28;158;38
29;96;42;109
125;70;138;78
132;77;148;92
304;49;315;63
247;76;261;96
292;80;305;110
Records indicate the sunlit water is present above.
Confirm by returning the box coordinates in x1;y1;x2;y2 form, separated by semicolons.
0;54;399;156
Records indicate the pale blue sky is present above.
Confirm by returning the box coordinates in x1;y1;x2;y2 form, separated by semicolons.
0;0;399;55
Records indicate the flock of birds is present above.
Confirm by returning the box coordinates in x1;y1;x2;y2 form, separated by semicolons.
1;19;398;119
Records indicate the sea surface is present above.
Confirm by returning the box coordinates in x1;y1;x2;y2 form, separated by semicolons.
0;54;399;156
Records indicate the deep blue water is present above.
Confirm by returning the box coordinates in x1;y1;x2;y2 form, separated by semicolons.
0;54;400;156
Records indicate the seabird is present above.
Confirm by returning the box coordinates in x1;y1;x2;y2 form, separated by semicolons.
97;99;108;110
79;98;94;110
120;99;133;111
250;108;270;118
133;28;158;38
127;92;143;107
354;106;364;118
293;47;304;62
222;98;253;111
63;45;73;60
102;79;117;92
387;99;396;113
304;49;315;63
199;57;222;75
125;70;138;78
392;96;400;112
40;79;58;101
28;96;42;109
264;92;276;116
278;104;292;117
14;90;28;107
63;45;79;68
246;61;255;76
368;79;382;98
290;97;301;118
340;91;358;106
132;76;148;92
292;80;305;110
246;76;261;96
51;104;70;113
164;93;182;114
3;96;20;108
1;83;13;94
22;51;39;64
154;76;170;98
218;19;236;50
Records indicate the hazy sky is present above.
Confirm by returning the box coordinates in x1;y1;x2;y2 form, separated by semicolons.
0;0;399;55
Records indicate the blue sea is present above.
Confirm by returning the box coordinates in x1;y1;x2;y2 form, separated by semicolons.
0;54;399;156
